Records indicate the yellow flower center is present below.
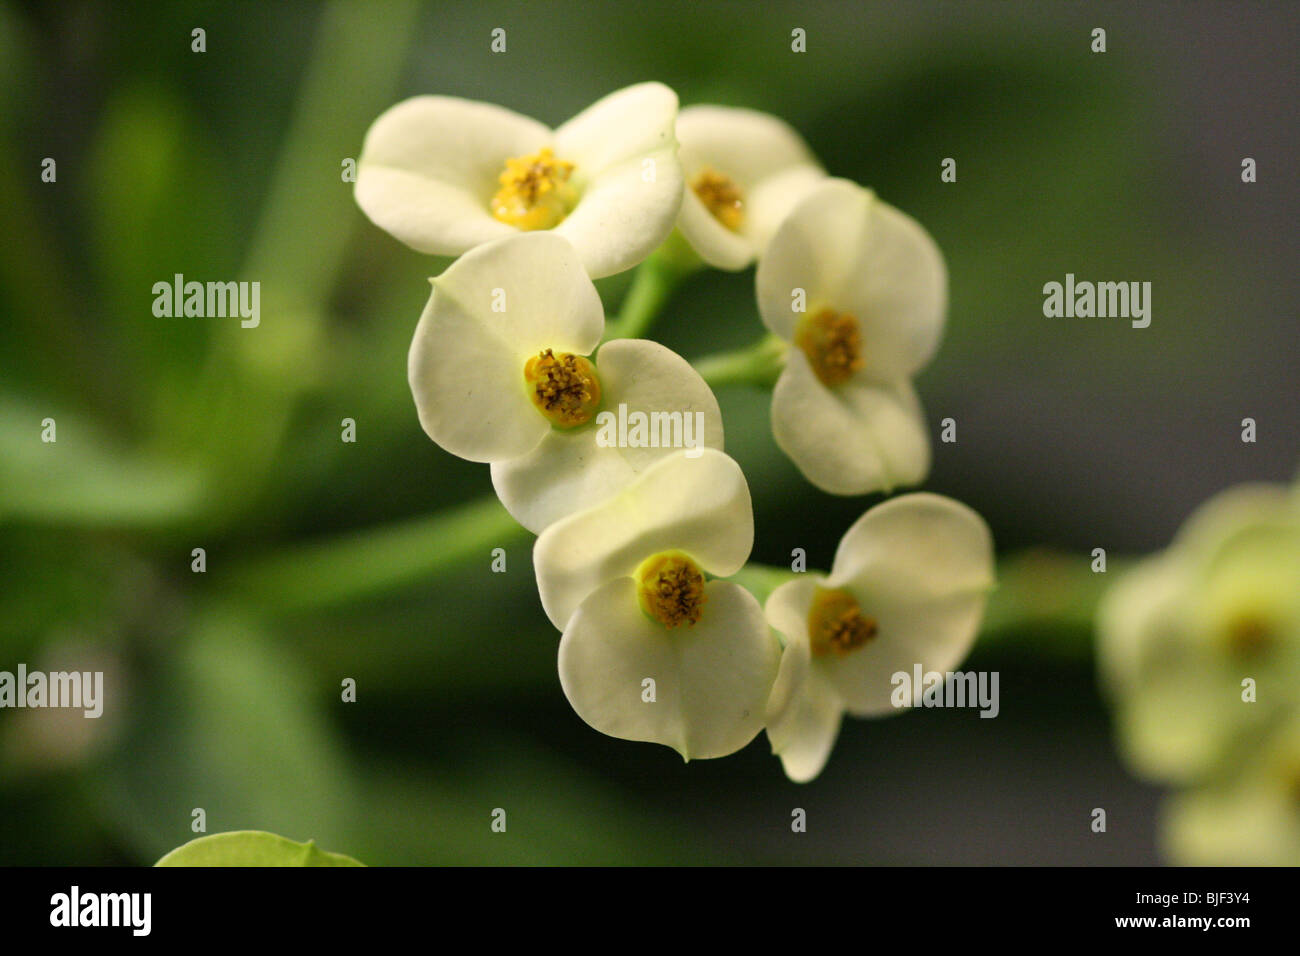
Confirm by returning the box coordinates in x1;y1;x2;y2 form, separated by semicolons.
690;167;745;232
523;349;601;428
490;147;578;230
807;587;877;657
1225;613;1274;658
794;308;864;387
636;551;707;628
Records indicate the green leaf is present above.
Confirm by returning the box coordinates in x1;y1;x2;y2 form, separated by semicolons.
156;831;363;867
92;610;359;862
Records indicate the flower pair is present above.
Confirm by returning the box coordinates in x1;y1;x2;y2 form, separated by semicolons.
531;461;994;773
356;84;827;278
1097;479;1300;863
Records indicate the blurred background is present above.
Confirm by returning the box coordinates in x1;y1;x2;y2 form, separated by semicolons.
0;0;1295;864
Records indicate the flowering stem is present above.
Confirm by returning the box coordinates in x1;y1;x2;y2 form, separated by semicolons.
603;233;701;341
217;495;526;616
693;333;788;389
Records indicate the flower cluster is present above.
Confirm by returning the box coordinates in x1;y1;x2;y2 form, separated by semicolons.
355;83;994;780
1097;478;1300;863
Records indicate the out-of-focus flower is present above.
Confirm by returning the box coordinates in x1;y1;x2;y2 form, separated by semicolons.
356;83;683;278
755;178;947;496
1161;714;1300;866
764;493;994;782
674;105;824;271
536;450;780;759
1097;481;1300;785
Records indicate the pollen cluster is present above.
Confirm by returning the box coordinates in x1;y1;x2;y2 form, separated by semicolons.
794;307;865;387
690;167;745;232
807;587;877;657
1225;613;1273;658
636;551;708;628
523;349;601;428
491;147;578;230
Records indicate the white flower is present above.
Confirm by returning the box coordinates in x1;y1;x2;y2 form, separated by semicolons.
674;105;825;271
763;493;994;782
535;449;780;759
408;231;722;532
1161;714;1300;865
1097;481;1300;784
491;336;723;533
755;178;947;496
356;82;684;278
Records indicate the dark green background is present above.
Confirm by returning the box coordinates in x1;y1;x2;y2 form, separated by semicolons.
0;0;1295;864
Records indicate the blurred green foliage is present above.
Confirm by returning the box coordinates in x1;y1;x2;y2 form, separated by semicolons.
1;1;1293;864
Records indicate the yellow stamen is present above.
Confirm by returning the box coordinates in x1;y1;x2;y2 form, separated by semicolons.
523;349;601;428
690;167;745;231
794;307;864;387
807;587;877;657
490;147;578;230
636;551;707;628
1225;614;1273;658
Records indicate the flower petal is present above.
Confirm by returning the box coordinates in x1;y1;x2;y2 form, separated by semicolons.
552;83;683;277
834;194;947;378
558;577;779;759
770;352;931;496
764;577;845;783
554;82;680;177
534;448;752;629
1095;555;1187;694
1173;482;1298;562
743;164;828;254
553;145;684;278
674;105;824;270
820;589;990;717
756;178;946;380
490;338;723;533
821;494;995;716
827;493;996;601
756;179;867;341
356;95;550;255
677;105;819;190
677;189;755;271
408;233;604;462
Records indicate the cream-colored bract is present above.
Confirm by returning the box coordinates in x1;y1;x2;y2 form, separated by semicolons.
559;575;779;760
533;449;755;630
764;493;994;783
756;178;948;496
356;83;684;279
491;338;723;534
534;449;778;760
675;105;825;271
407;232;604;463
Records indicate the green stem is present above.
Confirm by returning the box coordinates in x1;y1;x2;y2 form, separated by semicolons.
190;1;423;532
217;495;526;615
692;333;788;389
603;233;701;341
